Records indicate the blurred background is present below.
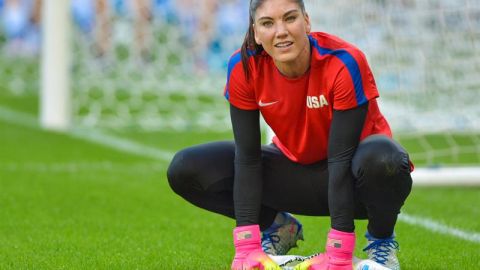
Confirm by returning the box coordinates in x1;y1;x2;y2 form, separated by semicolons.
0;0;479;167
0;1;479;269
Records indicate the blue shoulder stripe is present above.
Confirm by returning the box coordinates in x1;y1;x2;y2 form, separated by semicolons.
225;50;256;101
309;35;367;105
225;51;242;101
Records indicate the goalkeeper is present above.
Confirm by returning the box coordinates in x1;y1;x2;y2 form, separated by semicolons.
167;0;413;269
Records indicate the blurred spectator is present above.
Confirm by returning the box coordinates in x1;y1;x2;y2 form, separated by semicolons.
71;0;153;61
152;0;176;24
172;0;248;73
207;0;248;71
1;0;41;56
93;0;111;57
193;0;217;73
0;0;249;69
131;0;152;61
71;0;96;33
93;0;152;61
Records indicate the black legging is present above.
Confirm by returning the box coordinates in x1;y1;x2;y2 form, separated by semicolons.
167;135;412;238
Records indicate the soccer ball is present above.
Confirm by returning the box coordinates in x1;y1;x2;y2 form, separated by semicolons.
353;257;391;270
269;254;391;270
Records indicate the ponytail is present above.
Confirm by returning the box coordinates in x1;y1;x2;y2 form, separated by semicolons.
240;3;264;80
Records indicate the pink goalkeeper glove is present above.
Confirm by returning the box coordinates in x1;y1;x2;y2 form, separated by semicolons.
231;225;282;270
293;229;355;270
292;253;329;270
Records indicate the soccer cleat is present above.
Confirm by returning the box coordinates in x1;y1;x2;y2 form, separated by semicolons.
363;232;401;270
261;212;304;255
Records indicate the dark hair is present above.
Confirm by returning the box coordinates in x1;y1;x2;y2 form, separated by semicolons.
241;0;306;80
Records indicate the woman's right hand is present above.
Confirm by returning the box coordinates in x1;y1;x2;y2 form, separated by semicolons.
231;225;282;270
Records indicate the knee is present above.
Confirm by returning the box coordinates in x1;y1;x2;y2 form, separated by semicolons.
352;135;410;179
166;150;185;194
167;147;198;195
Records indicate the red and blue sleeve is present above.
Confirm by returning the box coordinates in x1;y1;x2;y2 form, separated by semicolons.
331;49;379;110
224;51;258;110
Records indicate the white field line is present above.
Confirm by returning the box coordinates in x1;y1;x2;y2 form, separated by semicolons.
0;106;174;162
398;213;480;244
0;161;166;173
70;128;174;161
0;105;38;128
1;106;479;244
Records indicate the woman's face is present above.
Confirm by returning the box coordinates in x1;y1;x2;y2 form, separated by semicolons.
253;0;311;69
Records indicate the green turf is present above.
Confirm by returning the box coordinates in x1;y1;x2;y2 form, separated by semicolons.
397;134;480;166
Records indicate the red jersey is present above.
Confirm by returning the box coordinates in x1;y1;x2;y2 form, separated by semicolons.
224;32;392;164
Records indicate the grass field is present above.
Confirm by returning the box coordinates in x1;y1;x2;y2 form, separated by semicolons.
1;90;479;270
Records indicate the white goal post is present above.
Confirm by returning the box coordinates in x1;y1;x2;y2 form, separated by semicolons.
40;0;71;131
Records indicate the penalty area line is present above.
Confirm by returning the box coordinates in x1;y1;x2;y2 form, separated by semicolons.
0;105;174;162
399;213;480;244
0;161;167;173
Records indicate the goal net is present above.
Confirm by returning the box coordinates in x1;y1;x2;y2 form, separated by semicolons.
305;0;480;169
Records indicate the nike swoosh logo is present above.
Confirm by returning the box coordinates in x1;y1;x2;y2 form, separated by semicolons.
258;100;279;107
